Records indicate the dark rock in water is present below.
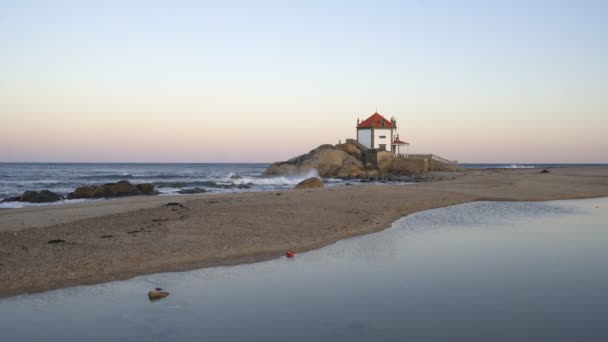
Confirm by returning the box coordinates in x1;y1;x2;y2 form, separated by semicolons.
23;190;64;203
2;190;63;203
539;169;550;174
67;185;96;199
68;180;158;199
136;183;158;195
294;177;324;189
177;188;207;194
1;196;21;203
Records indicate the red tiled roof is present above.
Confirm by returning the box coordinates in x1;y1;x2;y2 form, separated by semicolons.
393;134;409;145
357;112;395;128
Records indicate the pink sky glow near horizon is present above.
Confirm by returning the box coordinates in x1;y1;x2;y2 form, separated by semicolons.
1;1;606;163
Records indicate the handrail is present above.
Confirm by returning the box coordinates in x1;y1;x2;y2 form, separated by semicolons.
396;153;458;166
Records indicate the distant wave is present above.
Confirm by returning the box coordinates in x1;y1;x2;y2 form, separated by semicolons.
155;180;252;189
463;164;536;169
504;164;535;169
79;174;134;180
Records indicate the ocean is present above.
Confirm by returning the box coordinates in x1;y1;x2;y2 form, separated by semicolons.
0;163;328;208
0;162;604;208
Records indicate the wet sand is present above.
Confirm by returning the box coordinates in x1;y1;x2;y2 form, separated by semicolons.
1;166;607;298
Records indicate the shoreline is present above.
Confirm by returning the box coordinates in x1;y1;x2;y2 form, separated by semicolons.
1;166;608;298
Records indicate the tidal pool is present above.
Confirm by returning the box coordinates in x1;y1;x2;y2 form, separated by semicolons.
1;198;607;341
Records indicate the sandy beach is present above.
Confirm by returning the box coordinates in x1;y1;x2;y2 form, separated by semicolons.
1;166;607;298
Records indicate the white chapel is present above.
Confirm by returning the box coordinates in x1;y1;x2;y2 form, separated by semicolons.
356;112;409;155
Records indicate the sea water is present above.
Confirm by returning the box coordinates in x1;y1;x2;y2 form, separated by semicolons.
0;163;344;208
1;197;606;341
1;162;604;208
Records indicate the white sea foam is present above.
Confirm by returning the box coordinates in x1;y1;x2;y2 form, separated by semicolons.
224;169;321;186
0;198;98;209
505;164;535;169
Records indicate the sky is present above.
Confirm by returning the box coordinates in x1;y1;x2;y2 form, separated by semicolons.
1;0;606;163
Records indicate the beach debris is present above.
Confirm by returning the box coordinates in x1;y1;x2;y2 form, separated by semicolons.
166;202;185;208
539;169;550;174
100;235;114;239
47;239;66;244
285;250;295;258
148;289;170;301
152;218;169;222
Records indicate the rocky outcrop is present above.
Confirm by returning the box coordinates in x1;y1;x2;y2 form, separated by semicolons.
67;181;158;199
264;144;367;178
1;190;64;203
265;142;460;178
294;177;324;189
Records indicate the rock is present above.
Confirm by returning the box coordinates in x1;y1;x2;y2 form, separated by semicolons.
148;290;170;301
539;169;550;174
68;180;158;199
265;144;365;178
68;185;97;199
177;187;207;194
136;183;158;195
2;190;63;203
1;196;21;203
26;190;63;203
336;142;365;160
294;177;324;189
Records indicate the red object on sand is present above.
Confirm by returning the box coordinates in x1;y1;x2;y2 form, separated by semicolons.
286;250;295;258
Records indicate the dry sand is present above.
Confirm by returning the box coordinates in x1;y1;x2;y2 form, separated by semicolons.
1;166;607;298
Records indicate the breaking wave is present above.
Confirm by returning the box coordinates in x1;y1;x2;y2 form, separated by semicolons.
504;164;535;169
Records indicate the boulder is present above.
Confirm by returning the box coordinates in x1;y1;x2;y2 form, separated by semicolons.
1;190;64;203
68;185;97;199
136;183;158;195
1;196;21;203
265;144;365;178
68;181;158;199
294;177;324;189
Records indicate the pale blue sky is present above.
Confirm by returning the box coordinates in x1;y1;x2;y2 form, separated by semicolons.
1;1;606;162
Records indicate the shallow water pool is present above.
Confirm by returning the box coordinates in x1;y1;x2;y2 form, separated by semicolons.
1;198;607;341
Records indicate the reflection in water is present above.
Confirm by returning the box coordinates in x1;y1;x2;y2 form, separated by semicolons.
1;198;607;341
